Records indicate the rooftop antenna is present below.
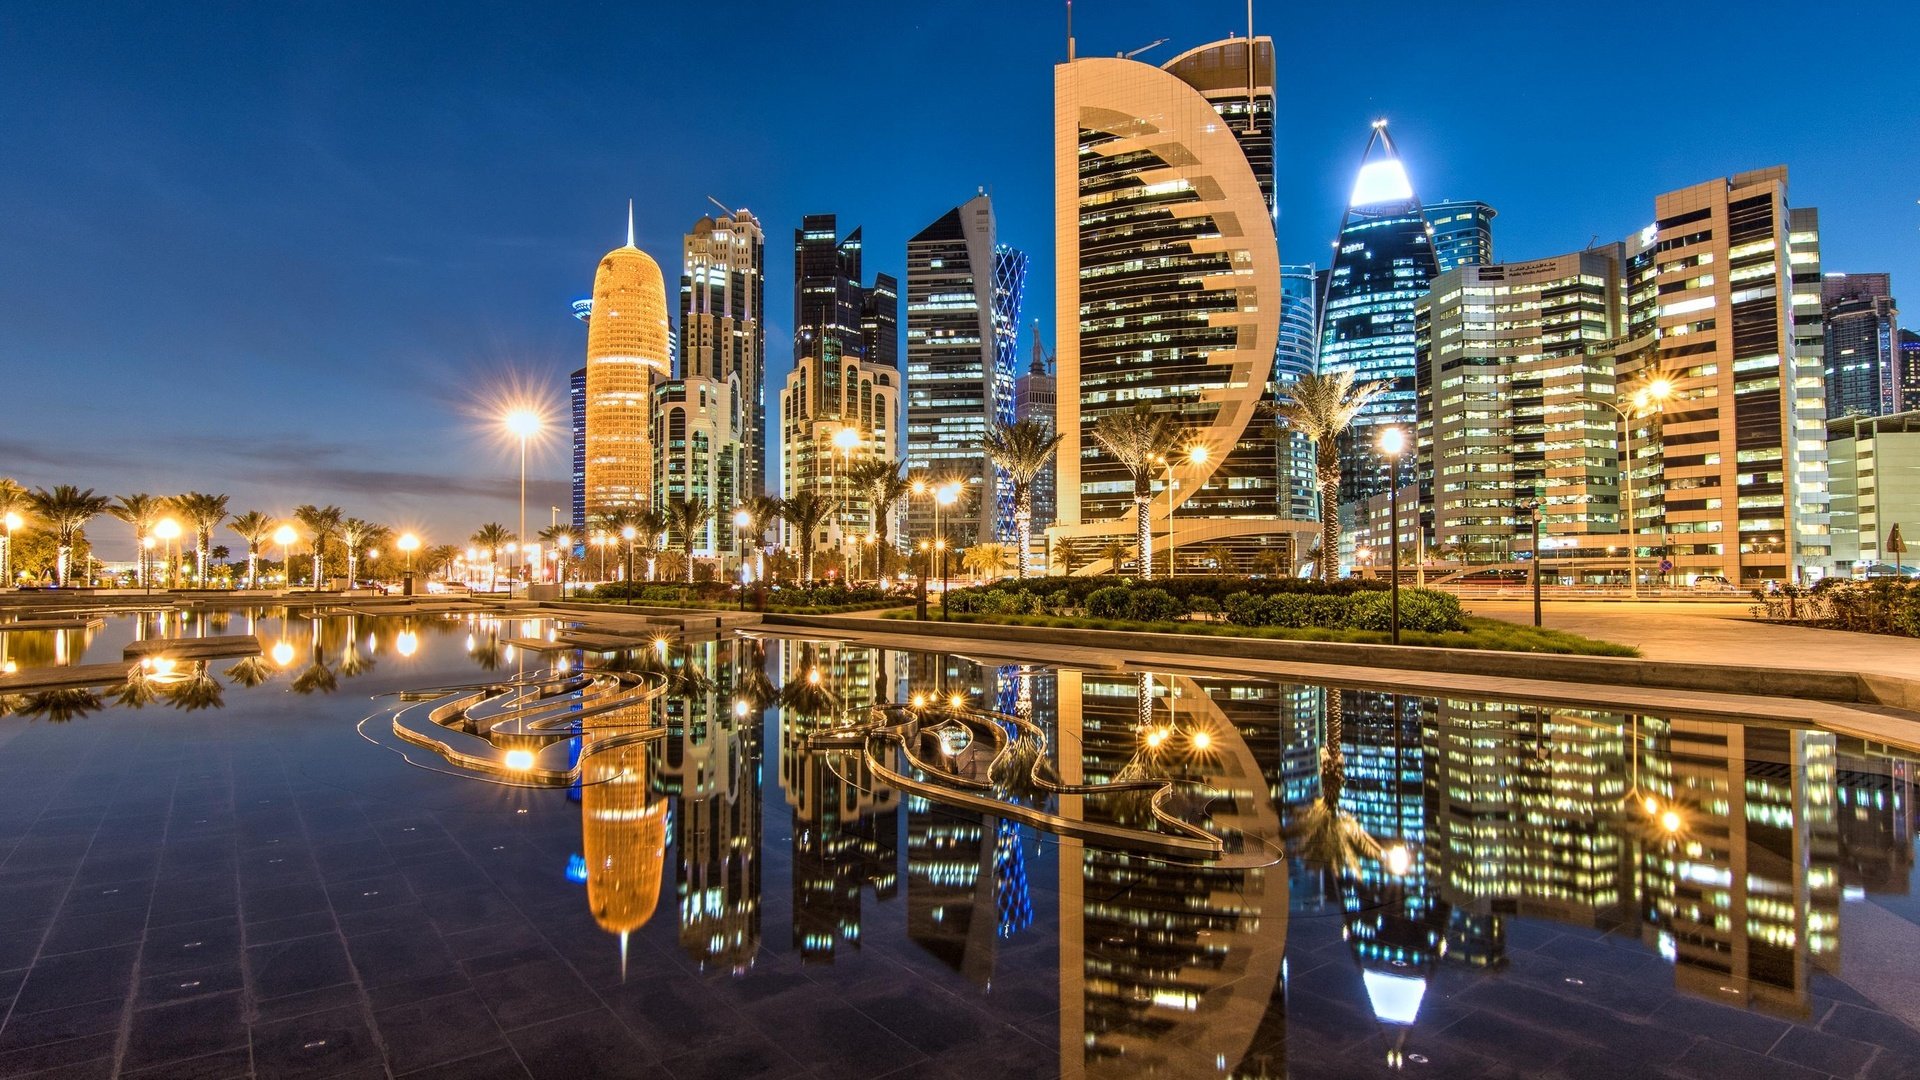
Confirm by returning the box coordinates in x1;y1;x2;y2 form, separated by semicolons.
625;199;635;248
1066;0;1073;60
1247;1;1257;125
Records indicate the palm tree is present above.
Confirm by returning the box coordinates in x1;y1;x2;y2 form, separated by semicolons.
1270;371;1385;583
741;493;783;580
293;504;343;589
981;420;1063;579
174;492;229;587
779;491;830;582
1050;536;1078;576
537;524;573;583
961;543;1014;580
847;459;910;581
110;493;170;588
667;497;713;584
227;511;274;589
339;517;377;584
30;486;111;586
1090;405;1178;580
423;544;460;581
361;524;394;579
470;523;512;589
1098;537;1132;576
0;478;25;585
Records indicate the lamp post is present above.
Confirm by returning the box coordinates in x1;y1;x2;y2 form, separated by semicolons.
505;409;541;587
1379;427;1406;646
732;508;753;611
1;511;19;588
621;524;637;603
554;534;571;593
1589;376;1674;598
917;539;931;620
141;536;156;595
1519;494;1543;628
274;525;298;592
1159;443;1209;576
154;518;182;590
830;426;862;571
398;532;419;597
935;483;959;620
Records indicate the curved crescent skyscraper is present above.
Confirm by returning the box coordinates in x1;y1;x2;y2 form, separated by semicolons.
585;205;671;519
1053;36;1311;574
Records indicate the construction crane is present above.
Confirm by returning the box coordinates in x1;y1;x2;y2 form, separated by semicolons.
1031;320;1054;376
1121;37;1168;60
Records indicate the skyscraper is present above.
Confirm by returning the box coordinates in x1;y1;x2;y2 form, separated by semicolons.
569;365;586;536
1275;264;1319;521
904;192;1026;545
584;205;671;520
1320;122;1439;505
1821;273;1900;419
1616;168;1830;584
1015;325;1058;554
1416;250;1626;559
681;208;767;493
1052;35;1308;574
1903;330;1920;413
781;215;900;558
1423;199;1496;272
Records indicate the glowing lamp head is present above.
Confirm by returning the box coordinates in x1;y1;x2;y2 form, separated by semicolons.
1647;377;1674;401
395;631;418;657
911;479;927;496
1379;427;1407;456
557;534;571;548
652;636;669;656
2;512;21;532
807;668;821;686
1660;810;1682;833
397;533;420;553
1643;796;1660;816
935;485;959;507
154;518;181;541
1384;844;1412;877
273;524;299;546
621;525;637;541
1187;444;1209;465
832;427;861;451
1145;729;1168;749
948;693;965;709
270;640;295;667
503;749;535;772
1189;730;1212;751
733;509;752;528
911;693;927;708
504;410;541;438
733;699;748;718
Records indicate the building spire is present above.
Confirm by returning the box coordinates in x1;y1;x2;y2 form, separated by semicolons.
625;199;635;248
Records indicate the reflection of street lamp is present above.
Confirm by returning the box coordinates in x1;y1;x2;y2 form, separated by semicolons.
505;408;542;585
1588;375;1675;598
154;518;182;590
274;524;299;591
1379;427;1406;645
398;532;419;596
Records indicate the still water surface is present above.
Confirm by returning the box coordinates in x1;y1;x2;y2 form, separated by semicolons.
0;610;1915;1079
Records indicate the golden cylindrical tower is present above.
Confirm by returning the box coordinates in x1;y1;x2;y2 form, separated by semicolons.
585;204;670;518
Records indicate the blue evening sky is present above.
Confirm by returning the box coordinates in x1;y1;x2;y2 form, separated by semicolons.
3;0;1916;546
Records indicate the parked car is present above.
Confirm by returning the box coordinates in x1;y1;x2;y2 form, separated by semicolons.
1690;574;1735;590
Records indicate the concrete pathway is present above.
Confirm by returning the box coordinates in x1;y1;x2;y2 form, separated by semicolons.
1468;599;1920;683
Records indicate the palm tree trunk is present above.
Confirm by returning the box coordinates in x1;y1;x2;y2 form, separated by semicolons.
1015;490;1031;580
311;542;323;590
56;540;71;587
1317;450;1341;583
1134;490;1152;581
247;548;259;589
685;543;695;585
1321;685;1345;803
347;551;358;585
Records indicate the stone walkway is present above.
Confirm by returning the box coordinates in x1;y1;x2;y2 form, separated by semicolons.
1468;599;1920;683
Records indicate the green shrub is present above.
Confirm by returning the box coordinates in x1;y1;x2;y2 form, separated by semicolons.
1044;589;1074;615
1085;586;1132;620
1127;587;1182;623
1189;596;1221;619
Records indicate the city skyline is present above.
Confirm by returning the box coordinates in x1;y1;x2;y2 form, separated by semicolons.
4;0;1919;544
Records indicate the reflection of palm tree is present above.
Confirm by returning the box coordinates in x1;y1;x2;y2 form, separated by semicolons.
732;639;777;716
17;689;105;722
467;632;505;671
225;656;276;687
166;662;225;711
112;671;164;709
291;647;338;695
777;644;840;720
1289;688;1380;897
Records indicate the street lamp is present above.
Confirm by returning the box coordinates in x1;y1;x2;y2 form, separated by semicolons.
398;532;419;597
505;408;542;587
154;518;182;590
1589;376;1675;598
621;524;637;598
831;426;862;568
1160;443;1209;576
274;524;298;591
1;511;19;588
1379;427;1406;645
935;484;959;620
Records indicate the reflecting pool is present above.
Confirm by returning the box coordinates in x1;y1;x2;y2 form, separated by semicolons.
1;612;1916;1079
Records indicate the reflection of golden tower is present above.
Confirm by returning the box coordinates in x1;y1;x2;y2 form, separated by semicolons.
582;727;666;975
585;202;671;517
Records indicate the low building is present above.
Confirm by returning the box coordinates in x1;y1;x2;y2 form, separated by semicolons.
1827;411;1920;574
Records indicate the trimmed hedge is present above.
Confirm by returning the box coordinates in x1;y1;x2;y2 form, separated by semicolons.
589;581;896;610
943;575;1464;633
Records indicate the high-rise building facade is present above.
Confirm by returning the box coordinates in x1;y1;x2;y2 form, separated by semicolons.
570;366;587;536
1052;36;1308;574
1014;326;1058;555
1821;273;1900;419
781;215;900;557
1423;199;1496;273
1321;123;1440;504
904;192;1026;545
1276;263;1319;521
681;209;767;493
584;207;672;520
1616;168;1830;584
1903;330;1920;413
1416;250;1625;559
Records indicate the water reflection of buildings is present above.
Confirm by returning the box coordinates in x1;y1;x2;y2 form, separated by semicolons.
775;639;900;962
581;712;667;976
655;638;761;973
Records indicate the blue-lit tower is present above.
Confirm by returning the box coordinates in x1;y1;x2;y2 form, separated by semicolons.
1276;264;1319;521
1320;122;1438;504
1423;200;1496;273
